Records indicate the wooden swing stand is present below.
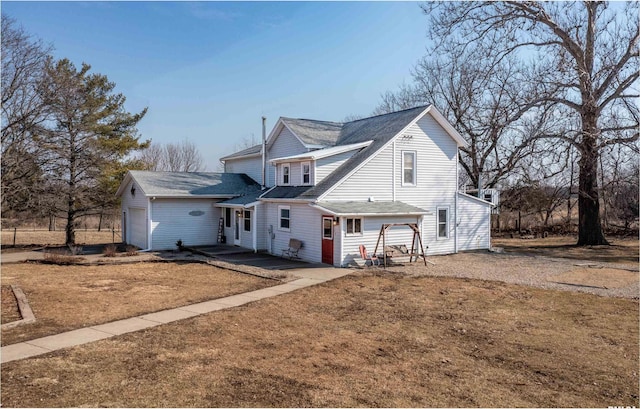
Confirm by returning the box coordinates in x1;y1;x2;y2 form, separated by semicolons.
373;223;435;268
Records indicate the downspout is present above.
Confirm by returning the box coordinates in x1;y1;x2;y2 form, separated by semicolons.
252;204;258;253
262;116;267;189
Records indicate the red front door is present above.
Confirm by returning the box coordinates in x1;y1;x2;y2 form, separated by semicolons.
321;216;334;265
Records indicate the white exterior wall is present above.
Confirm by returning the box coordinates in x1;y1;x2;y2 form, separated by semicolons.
315;150;357;184
340;215;421;267
224;156;262;185
151;199;220;250
396;114;458;255
120;179;150;248
255;203;268;251
457;194;492;251
323;113;459;255
268;126;308;186
324;145;394;201
264;201;322;264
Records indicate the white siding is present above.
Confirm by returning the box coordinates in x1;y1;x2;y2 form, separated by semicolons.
224;156;262;185
315;150;357;184
151;199;220;250
264;202;322;263
457;194;492;251
120;179;150;247
255;203;268;250
129;208;147;249
340;215;421;266
324;144;394;201
323;112;460;255
268;126;307;186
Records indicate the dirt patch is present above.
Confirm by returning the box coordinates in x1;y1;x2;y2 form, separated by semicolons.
1;273;637;407
0;262;275;346
550;267;638;289
1;285;21;324
492;235;638;264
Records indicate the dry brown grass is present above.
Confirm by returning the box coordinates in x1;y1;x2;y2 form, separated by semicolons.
1;285;21;324
1;272;638;408
1;229;117;248
0;262;275;346
493;235;639;264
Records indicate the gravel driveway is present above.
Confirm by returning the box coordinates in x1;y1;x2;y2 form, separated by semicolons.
385;251;639;299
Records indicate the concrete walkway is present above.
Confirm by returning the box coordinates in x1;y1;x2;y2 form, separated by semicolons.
1;267;350;364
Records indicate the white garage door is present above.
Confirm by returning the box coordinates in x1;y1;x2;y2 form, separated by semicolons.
129;208;147;249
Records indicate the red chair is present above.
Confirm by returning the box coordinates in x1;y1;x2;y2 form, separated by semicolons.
359;245;380;267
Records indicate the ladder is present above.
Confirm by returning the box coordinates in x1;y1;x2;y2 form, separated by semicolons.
217;217;224;243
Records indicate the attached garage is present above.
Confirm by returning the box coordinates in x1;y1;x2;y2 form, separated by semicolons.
116;171;262;251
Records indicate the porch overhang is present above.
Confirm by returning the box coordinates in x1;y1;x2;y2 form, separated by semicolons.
310;201;432;217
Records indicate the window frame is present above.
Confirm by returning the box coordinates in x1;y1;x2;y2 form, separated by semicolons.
345;217;363;236
278;205;291;231
281;163;291;185
402;150;417;186
243;210;251;232
437;206;449;239
301;161;311;185
225;207;231;228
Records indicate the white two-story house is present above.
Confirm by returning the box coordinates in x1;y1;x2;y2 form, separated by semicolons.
117;105;493;266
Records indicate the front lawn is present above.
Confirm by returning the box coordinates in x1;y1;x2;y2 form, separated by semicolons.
2;271;637;407
1;262;275;346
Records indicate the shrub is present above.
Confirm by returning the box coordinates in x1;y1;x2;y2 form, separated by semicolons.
125;245;138;256
43;249;83;265
103;244;117;257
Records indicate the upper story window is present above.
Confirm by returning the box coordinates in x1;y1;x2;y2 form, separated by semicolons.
282;163;290;185
402;151;417;186
302;162;311;185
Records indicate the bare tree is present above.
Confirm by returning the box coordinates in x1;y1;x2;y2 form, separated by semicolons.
138;139;205;172
422;2;639;245
1;15;51;211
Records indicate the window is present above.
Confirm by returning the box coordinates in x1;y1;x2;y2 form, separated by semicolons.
402;151;416;185
244;210;251;232
323;217;333;239
225;208;231;228
279;206;290;231
282;164;290;185
346;218;362;235
302;162;311;185
437;207;449;239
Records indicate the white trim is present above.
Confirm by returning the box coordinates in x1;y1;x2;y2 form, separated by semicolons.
309;203;431;217
401;150;417;186
301;161;311;185
278;205;291;232
457;191;495;207
437;206;450;240
270;141;372;163
345;217;363;236
281;163;291;185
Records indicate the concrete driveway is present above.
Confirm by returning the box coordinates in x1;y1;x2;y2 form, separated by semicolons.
192;246;327;270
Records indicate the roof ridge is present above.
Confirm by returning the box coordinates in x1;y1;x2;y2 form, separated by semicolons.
344;104;430;125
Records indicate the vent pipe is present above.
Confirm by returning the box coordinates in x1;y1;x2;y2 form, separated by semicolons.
262;116;267;189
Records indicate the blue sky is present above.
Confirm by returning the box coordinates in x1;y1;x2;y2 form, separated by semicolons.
3;1;431;170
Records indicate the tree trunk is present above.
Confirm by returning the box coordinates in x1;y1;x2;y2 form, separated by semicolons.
65;209;76;245
577;120;609;246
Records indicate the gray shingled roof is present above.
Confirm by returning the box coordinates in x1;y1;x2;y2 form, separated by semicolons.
217;188;264;206
128;171;260;197
313;201;430;216
300;105;429;199
260;186;312;200
219;144;262;161
280;118;342;147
